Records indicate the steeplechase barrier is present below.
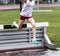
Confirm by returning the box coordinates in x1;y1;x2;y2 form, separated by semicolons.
0;22;56;53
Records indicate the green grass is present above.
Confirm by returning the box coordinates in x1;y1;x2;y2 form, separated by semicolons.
0;10;19;24
0;7;60;47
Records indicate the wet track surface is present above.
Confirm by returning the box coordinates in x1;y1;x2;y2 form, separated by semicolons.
0;49;60;56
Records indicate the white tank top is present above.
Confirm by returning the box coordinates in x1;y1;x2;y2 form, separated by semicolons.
20;0;35;17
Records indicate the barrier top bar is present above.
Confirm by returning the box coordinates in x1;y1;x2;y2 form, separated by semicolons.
0;22;49;29
27;22;49;28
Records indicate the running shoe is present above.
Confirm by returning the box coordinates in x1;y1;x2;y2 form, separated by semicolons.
32;39;38;44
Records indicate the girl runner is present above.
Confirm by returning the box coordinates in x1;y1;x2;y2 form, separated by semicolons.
13;0;38;44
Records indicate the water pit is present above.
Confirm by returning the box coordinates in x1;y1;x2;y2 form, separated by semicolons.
0;49;60;56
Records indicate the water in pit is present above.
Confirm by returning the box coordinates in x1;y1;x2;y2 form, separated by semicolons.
0;48;60;56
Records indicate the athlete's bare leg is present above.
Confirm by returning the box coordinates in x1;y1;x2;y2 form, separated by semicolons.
27;17;38;44
13;20;24;30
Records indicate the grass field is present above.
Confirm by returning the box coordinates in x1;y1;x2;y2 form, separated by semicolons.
0;7;60;47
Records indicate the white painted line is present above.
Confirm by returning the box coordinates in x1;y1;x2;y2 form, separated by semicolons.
33;10;53;12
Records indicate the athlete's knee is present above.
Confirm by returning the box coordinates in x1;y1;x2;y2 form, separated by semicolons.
18;24;23;30
32;24;36;29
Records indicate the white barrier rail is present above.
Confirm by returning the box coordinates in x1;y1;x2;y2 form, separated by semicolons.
0;22;49;29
